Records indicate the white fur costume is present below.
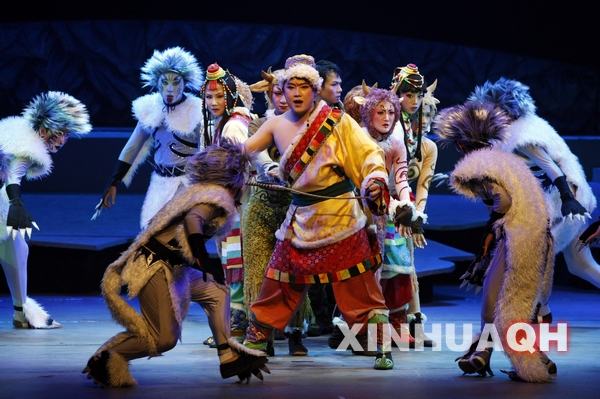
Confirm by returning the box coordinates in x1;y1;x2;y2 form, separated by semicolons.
0;116;60;328
497;113;600;287
118;92;203;229
451;147;555;383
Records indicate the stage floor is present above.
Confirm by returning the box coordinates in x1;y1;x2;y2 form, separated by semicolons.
0;284;598;399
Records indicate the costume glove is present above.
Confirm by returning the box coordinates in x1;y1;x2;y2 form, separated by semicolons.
553;175;589;221
188;233;226;285
6;184;38;239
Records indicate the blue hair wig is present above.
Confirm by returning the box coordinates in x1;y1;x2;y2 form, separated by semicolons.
468;77;536;119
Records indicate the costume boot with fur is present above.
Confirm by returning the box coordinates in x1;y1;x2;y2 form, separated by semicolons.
14;298;61;329
82;350;137;388
408;311;436;347
220;338;270;383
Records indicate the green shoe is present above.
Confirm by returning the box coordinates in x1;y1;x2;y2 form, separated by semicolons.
374;353;394;370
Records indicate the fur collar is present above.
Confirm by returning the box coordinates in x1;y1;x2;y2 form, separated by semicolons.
132;93;203;137
0;116;52;179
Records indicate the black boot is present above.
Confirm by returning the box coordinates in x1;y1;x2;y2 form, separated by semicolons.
409;312;436;347
82;351;110;387
288;329;308;356
455;340;494;377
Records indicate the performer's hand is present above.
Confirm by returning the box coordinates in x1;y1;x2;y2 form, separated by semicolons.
102;186;117;209
7;199;39;240
412;233;427;249
5;184;39;239
195;256;226;285
398;224;412;238
367;182;381;201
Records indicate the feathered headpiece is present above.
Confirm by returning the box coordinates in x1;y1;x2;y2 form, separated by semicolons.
282;54;323;90
140;47;203;92
249;67;284;109
433;101;511;153
468;77;536;119
422;79;440;114
22;91;92;135
355;81;402;138
185;139;252;191
390;63;425;94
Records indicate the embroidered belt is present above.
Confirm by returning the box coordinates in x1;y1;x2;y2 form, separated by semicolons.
136;237;184;268
253;186;293;208
291;179;356;206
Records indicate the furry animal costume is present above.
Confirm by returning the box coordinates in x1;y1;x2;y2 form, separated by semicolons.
498;114;596;252
96;183;237;358
450;147;555;382
1;91;90;329
122;93;204;228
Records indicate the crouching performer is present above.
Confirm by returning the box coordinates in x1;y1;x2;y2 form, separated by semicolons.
82;140;269;387
434;101;557;383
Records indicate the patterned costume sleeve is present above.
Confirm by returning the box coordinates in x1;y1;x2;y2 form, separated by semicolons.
413;137;437;214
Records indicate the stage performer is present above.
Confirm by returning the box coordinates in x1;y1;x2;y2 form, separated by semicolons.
468;78;598;320
390;64;439;346
200;63;254;344
0;91;91;328
353;83;417;348
242;54;395;370
244;67;313;356
93;47;204;230
82;141;269;387
434;100;557;382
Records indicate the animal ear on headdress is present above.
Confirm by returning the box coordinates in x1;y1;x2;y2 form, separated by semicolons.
250;67;276;93
361;79;378;95
262;67;274;82
353;96;366;105
426;79;440;105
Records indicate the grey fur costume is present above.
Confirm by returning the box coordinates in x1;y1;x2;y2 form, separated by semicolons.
95;183;236;358
450;147;555;383
498;113;596;251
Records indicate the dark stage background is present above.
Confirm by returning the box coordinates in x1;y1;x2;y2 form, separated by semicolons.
1;0;599;140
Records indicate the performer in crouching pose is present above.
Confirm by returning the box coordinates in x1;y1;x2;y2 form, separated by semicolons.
82;141;269;387
0;91;92;329
434;101;557;382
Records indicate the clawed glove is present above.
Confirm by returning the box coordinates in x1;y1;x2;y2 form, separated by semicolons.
6;184;38;239
554;175;589;219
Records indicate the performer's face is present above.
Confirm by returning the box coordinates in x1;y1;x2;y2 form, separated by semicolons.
159;73;184;105
271;84;289;114
283;78;315;115
39;127;69;153
372;101;395;135
420;104;435;133
318;72;342;105
400;91;423;115
205;83;226;118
